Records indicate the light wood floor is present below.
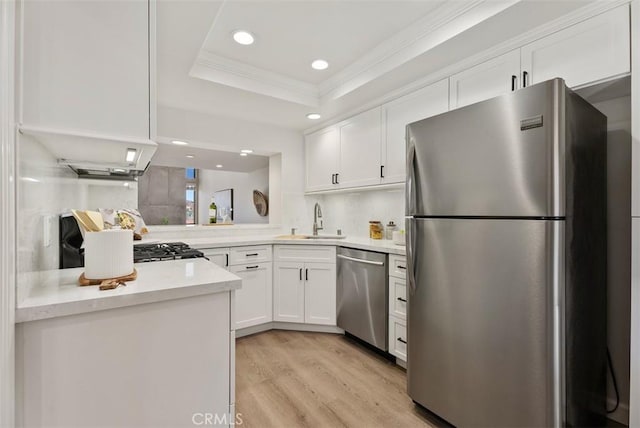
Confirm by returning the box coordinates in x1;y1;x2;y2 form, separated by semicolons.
236;330;436;428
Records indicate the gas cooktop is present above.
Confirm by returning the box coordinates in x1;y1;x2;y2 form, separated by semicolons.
133;242;205;263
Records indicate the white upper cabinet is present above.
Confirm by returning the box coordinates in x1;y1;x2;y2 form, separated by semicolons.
382;79;449;184
338;107;383;189
304;4;630;194
449;50;521;109
305;126;340;192
20;0;151;139
521;5;630;89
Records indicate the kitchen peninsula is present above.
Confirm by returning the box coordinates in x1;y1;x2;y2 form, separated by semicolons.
15;259;241;427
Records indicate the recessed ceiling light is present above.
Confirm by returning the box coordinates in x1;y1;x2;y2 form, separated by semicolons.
241;149;253;154
311;59;329;70
232;30;255;45
216;164;223;168
171;140;188;146
240;153;248;157
306;113;321;120
186;154;195;159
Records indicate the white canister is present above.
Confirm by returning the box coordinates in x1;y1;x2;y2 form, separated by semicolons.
84;229;134;279
392;230;405;245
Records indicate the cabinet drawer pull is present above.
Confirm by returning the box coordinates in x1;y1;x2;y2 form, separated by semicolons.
397;297;407;303
246;265;259;270
246;253;259;257
397;337;407;344
511;75;517;91
397;265;406;270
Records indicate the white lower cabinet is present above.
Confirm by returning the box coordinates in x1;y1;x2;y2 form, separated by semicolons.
203;247;230;269
273;245;337;326
273;262;305;323
229;262;273;330
389;275;407;320
304;263;337;325
388;254;408;363
388;316;408;361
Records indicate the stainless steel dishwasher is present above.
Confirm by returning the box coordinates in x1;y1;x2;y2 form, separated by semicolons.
337;247;388;351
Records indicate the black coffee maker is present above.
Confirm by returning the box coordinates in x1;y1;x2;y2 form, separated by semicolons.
59;214;84;268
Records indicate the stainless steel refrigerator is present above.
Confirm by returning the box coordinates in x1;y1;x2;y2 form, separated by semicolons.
405;78;607;427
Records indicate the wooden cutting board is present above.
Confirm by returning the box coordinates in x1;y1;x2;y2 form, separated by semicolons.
78;269;137;286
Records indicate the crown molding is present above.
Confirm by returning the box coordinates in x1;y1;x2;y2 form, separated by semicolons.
317;0;521;101
304;0;631;134
190;0;520;108
189;51;320;107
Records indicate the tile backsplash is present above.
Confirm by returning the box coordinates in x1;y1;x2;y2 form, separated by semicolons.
17;134;137;301
304;188;405;238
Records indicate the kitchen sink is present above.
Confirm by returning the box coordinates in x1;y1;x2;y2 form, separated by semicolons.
304;234;347;240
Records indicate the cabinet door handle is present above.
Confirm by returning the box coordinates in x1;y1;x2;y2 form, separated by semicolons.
246;253;259;257
331;174;335;184
380;165;385;178
305;268;309;281
335;173;339;184
299;268;302;281
397;297;407;303
246;265;259;270
511;75;517;91
522;71;528;88
397;337;407;344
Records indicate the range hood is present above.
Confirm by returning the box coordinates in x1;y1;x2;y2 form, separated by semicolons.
18;125;157;180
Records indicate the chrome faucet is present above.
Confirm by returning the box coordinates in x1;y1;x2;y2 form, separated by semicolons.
313;202;323;236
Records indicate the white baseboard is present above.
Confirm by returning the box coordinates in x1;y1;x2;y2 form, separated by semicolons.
236;322;344;338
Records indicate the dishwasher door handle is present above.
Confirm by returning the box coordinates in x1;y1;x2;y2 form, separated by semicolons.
337;254;384;266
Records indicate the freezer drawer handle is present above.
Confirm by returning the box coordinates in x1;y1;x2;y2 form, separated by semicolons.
337;254;384;266
246;253;259;257
246;265;259;270
397;337;407;344
397;297;407;303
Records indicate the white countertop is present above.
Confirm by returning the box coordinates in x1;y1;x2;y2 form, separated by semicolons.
165;235;406;255
16;259;242;323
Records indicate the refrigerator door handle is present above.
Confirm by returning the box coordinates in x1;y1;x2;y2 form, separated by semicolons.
406;141;417;215
406;219;417;296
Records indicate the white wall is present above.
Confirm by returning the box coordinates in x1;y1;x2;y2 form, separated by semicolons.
158;106;304;228
198;167;269;224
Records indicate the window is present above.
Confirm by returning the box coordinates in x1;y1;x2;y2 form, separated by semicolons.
186;168;198;225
